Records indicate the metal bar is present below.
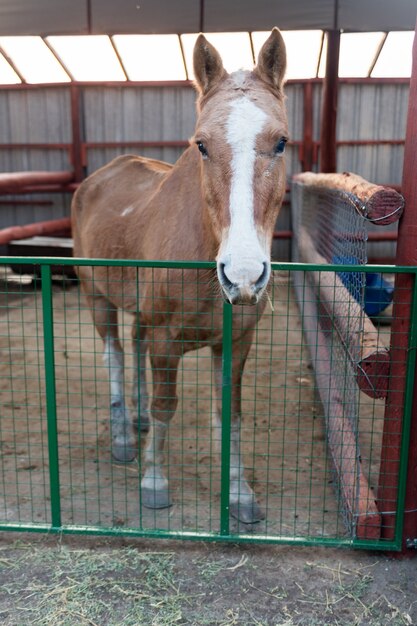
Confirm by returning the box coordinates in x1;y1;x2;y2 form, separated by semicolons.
0;171;74;194
42;38;74;81
394;272;417;547
1;256;414;274
378;21;417;552
220;301;233;535
0;143;72;150
84;140;189;149
70;84;85;181
0;77;410;91
0;218;71;245
40;264;61;530
301;82;314;170
0;521;400;551
109;36;130;81
319;30;341;173
368;32;389;78
0;199;54;206
178;34;189;81
0;45;25;83
272;231;399;242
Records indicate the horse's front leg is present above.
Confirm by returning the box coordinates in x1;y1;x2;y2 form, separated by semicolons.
212;342;265;524
140;341;181;509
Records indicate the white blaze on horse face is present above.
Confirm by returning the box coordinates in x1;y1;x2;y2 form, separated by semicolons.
218;95;270;299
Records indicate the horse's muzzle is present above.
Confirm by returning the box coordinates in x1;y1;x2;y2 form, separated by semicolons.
218;261;269;306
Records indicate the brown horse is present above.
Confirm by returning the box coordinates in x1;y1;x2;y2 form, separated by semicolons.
72;29;288;524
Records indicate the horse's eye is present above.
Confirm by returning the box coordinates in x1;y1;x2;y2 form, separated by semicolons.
274;138;287;155
196;141;208;158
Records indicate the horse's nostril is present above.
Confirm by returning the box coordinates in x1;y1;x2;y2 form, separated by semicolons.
219;263;234;290
255;262;269;290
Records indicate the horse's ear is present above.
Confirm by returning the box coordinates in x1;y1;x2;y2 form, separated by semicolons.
254;28;286;91
193;34;227;95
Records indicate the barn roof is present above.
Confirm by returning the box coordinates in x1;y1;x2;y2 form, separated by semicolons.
0;0;416;36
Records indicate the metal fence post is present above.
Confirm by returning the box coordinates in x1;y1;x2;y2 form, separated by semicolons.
41;263;61;529
220;301;233;535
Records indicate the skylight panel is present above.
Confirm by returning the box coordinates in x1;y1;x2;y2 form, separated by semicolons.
338;32;386;77
0;36;70;84
181;32;253;78
252;30;324;80
112;35;186;81
0;52;21;84
371;31;414;78
47;36;126;82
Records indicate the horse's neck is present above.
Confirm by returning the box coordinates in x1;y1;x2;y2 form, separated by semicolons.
147;147;217;261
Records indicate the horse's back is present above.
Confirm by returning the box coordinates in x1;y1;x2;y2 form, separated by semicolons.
72;154;172;217
72;154;173;257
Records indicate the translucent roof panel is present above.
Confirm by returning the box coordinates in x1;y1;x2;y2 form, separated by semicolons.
371;31;414;78
0;36;70;83
113;35;186;81
0;31;413;85
253;30;324;79
181;32;254;79
47;35;126;81
0;52;21;84
339;32;386;77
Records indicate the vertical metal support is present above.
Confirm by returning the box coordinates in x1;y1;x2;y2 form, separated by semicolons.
319;30;341;173
70;83;84;183
394;272;417;548
41;264;61;529
379;21;417;553
220;301;233;535
301;81;315;171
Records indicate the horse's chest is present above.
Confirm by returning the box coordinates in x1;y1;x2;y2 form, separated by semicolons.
143;304;259;353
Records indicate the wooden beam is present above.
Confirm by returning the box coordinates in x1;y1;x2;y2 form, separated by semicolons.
294;172;404;225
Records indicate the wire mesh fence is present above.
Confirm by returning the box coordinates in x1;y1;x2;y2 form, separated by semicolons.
0;258;415;550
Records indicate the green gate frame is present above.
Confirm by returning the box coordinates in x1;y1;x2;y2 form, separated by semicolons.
1;256;416;552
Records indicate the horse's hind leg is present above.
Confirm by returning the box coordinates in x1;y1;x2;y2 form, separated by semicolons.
131;317;150;432
83;289;136;463
212;342;265;524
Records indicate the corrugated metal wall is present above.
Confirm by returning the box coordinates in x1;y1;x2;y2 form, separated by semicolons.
0;81;409;259
0;87;72;232
83;86;197;171
336;83;409;261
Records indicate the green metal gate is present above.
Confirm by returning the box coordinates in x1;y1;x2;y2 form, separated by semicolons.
0;257;416;551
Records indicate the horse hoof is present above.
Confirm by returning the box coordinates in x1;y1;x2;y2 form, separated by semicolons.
112;442;137;464
229;500;265;524
139;414;150;432
141;486;173;509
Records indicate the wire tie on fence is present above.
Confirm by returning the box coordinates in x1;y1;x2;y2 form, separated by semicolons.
355;362;377;395
365;202;405;224
353;508;417;518
266;291;275;312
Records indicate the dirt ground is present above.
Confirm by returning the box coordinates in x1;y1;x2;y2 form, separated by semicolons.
1;269;413;625
0;534;416;625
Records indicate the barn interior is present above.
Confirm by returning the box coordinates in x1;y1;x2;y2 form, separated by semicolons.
0;1;417;553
